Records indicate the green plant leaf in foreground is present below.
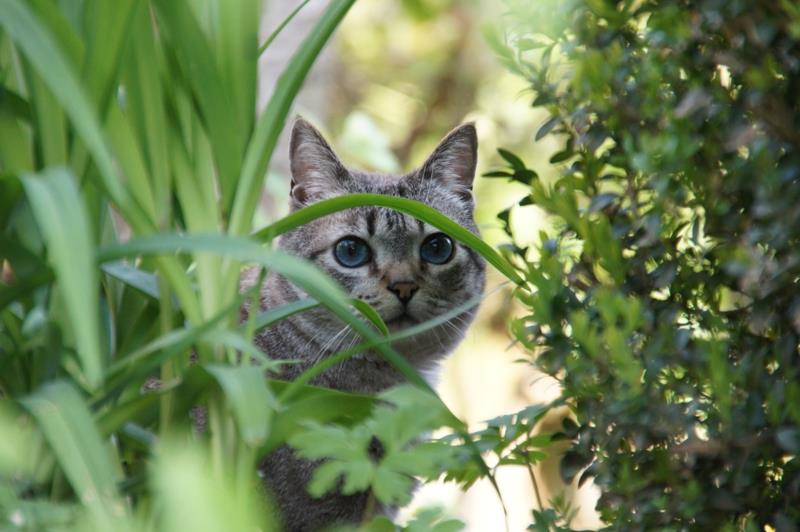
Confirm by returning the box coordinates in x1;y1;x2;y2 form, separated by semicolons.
0;0;129;213
252;193;523;285
289;384;458;506
97;233;429;391
20;381;126;529
227;0;356;238
205;364;276;447
23;169;104;389
151;438;273;532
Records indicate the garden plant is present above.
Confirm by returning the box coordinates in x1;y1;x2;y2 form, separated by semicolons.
1;0;798;531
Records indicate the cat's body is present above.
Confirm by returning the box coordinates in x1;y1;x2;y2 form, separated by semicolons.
249;119;485;531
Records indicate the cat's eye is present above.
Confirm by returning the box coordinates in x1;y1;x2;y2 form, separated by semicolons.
420;233;455;265
334;236;371;268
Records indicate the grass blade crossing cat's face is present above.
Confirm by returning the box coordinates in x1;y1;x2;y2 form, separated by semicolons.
279;118;486;368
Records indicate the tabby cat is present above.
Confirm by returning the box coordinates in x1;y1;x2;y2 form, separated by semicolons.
249;118;486;531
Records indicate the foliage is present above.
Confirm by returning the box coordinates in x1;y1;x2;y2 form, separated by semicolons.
290;385;457;507
0;0;528;529
489;0;800;528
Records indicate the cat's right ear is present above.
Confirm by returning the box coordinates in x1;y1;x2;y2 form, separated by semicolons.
289;117;346;209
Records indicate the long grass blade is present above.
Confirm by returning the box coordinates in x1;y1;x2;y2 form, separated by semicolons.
215;0;261;139
227;0;357;238
153;0;243;215
20;381;126;528
97;233;431;391
81;0;137;112
205;364;276;447
257;0;312;56
0;0;129;214
24;168;104;389
253;193;523;284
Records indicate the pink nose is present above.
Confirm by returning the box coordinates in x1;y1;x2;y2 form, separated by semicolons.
388;281;418;304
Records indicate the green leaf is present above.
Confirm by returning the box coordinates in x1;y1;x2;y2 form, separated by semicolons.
246;298;319;332
252;193;523;284
549;149;573;164
101;261;160;301
497;148;526;170
351;299;390;336
214;0;261;140
0;0;131;214
151;439;272;532
24;168;104;389
122;3;171;220
20;381;125;528
263;381;375;453
227;0;357;237
153;0;243;215
0;93;34;172
97;233;432;391
535;116;561;141
205;364;276;446
97;365;214;436
81;0;137;111
258;0;312;56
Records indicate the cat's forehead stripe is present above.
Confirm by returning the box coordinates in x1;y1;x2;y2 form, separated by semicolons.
366;208;376;236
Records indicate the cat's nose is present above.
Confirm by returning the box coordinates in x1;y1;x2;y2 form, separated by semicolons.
388;281;418;304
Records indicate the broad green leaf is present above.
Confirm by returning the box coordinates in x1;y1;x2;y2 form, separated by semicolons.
20;381;126;528
264;381;375;453
24;69;68;166
24;168;104;388
104;104;158;223
151;439;272;532
0;401;40;480
26;0;84;67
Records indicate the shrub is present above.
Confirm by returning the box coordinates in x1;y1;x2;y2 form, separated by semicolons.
488;0;800;528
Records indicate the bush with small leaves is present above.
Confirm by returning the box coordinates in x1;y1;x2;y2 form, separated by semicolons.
488;0;800;528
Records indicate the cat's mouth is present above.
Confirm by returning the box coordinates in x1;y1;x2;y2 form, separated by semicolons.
385;312;419;329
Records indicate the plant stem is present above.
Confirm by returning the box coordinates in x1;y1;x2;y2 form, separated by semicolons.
158;275;175;431
527;460;545;511
360;490;376;526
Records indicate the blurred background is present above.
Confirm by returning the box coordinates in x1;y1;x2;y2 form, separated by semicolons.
258;1;602;529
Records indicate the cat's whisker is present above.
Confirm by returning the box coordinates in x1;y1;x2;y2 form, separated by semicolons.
309;324;352;368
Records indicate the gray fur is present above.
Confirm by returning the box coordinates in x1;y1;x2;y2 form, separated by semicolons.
249;118;486;531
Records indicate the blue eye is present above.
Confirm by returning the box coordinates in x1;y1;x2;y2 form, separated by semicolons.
420;233;454;265
334;237;371;268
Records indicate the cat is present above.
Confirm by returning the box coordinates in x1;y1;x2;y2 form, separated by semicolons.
249;118;486;531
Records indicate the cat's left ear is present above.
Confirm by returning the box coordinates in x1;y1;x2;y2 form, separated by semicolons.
289;117;347;208
418;123;478;199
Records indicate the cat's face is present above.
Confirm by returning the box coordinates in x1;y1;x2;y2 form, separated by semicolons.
277;118;486;367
